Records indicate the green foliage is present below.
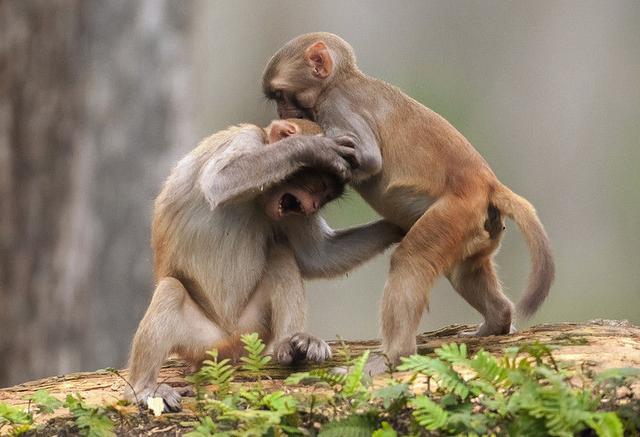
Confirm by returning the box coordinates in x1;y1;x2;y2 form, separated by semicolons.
64;393;114;437
398;354;470;399
0;402;33;435
283;340;636;436
0;403;32;426
25;389;63;415
343;350;370;398
319;414;376;437
410;395;448;430
372;421;398;437
186;349;235;398
185;335;303;436
240;333;272;373
12;333;638;436
1;389;65;435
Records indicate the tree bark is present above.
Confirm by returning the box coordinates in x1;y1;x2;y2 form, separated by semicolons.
1;321;639;410
0;0;195;386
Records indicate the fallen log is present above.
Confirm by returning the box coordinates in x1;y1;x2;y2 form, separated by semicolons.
1;320;639;435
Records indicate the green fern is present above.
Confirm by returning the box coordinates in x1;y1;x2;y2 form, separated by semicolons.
0;402;33;436
64;393;114;437
469;349;508;385
319;414;376;437
24;389;62;415
435;342;469;364
372;421;397;437
240;333;272;373
410;395;448;430
186;349;235;397
343;350;370;397
397;354;469;399
285;368;347;387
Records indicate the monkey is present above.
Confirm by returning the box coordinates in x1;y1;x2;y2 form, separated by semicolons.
262;32;555;374
125;118;404;410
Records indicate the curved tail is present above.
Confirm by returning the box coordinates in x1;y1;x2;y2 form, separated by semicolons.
491;183;555;318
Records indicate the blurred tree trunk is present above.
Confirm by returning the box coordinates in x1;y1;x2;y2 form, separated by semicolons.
0;0;195;387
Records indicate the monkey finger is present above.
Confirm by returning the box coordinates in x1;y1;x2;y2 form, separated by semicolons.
334;145;360;170
333;135;357;149
176;386;196;398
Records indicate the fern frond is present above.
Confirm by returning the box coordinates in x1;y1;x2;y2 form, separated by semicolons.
398;355;469;399
319;414;376;437
186;349;235;396
343;350;370;397
286;369;347;388
435;342;468;364
410;395;448;430
240;333;272;373
470;350;508;385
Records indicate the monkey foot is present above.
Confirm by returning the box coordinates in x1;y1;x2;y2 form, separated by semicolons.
126;384;193;413
334;353;393;377
460;322;518;337
274;332;332;365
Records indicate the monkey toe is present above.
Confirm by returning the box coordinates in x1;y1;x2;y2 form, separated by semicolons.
363;354;392;377
136;384;183;413
289;333;332;363
290;333;311;354
273;340;295;365
463;322;513;337
305;338;332;362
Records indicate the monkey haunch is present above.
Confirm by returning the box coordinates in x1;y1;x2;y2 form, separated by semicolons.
126;119;403;411
263;33;555;374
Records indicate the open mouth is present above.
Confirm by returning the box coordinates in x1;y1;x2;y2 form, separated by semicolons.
279;193;305;216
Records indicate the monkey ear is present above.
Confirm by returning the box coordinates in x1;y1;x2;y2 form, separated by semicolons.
304;41;333;79
267;120;298;143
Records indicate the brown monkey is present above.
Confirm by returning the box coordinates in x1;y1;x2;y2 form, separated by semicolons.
126;118;403;410
263;33;555;374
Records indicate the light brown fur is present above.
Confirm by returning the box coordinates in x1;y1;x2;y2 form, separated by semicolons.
263;33;555;372
126;118;403;408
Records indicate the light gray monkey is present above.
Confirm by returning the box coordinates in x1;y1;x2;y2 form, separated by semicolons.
125;119;403;411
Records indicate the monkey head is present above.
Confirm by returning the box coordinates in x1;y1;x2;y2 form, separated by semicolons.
262;33;356;120
263;119;344;220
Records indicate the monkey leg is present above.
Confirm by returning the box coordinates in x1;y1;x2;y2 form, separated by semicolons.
448;255;515;336
378;196;481;373
126;277;226;411
258;245;332;364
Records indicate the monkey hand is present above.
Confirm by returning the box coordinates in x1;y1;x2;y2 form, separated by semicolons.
273;332;332;365
332;135;360;170
296;136;354;182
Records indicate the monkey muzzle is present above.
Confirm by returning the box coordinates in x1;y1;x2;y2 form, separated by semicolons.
266;187;323;220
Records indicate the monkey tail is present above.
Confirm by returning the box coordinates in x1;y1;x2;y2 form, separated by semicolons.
491;183;555;319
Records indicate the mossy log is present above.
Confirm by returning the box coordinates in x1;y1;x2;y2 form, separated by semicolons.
1;320;639;434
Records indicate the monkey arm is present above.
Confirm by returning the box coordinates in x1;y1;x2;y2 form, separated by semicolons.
199;127;351;209
317;97;383;181
285;216;403;279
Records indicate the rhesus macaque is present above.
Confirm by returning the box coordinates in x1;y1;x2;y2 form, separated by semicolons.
126;118;403;410
263;33;555;374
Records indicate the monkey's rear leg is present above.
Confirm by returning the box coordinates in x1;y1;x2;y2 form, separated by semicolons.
375;196;480;375
261;246;332;364
448;256;515;336
126;277;225;411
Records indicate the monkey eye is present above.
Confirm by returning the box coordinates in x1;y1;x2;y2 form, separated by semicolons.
273;90;283;101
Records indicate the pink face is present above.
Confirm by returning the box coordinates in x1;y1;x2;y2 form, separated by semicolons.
264;169;343;221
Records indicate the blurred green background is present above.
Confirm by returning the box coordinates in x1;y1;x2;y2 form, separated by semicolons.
1;0;638;387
